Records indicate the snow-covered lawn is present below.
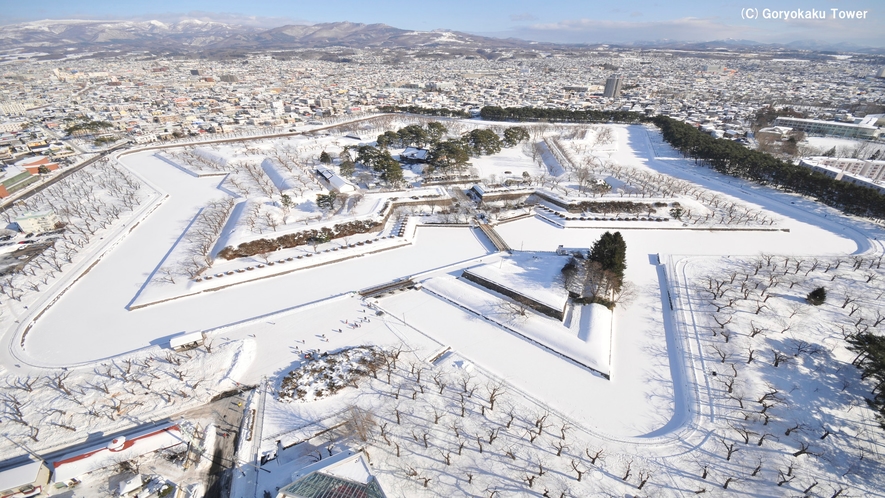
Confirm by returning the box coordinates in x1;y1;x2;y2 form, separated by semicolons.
469;145;545;183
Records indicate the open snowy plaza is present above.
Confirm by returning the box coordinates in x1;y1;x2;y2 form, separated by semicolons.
1;115;883;497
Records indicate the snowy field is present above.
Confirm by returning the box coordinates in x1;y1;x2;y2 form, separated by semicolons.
0;116;883;497
802;136;885;157
469;145;546;182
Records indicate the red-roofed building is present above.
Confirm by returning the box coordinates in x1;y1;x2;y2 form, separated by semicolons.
16;157;59;176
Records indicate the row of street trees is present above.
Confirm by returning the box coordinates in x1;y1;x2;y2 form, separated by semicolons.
480;106;646;124
652;116;885;221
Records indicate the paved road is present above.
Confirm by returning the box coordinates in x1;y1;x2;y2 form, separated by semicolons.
181;389;251;498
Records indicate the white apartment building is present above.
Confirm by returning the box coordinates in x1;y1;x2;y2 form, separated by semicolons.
774;116;879;139
15;210;60;233
799;157;885;194
800;156;885;182
0;122;24;133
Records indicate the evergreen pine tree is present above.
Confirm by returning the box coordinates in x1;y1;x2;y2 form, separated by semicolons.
589;232;627;280
806;286;827;306
589;231;627;292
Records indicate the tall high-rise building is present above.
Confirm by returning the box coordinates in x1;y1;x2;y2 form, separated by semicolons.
603;74;622;98
877;67;885;79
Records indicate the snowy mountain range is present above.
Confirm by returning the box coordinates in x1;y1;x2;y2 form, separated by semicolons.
0;19;255;50
0;19;541;54
0;19;881;55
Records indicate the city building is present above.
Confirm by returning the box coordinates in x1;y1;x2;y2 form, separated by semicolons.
773;116;879;139
276;450;387;498
0;457;52;498
15;210;60;233
51;424;187;488
0;122;25;133
800;157;885;182
16;156;60;175
0;165;38;198
603;74;622;98
755;126;795;141
799;157;885;194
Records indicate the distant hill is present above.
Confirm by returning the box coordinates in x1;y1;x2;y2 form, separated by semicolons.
0;19;258;52
218;22;535;50
0;19;548;54
621;38;885;55
0;19;881;56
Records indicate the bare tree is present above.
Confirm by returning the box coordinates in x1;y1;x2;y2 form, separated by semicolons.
777;462;796;486
486;382;504;411
792;441;818;458
720;439;739;461
772;350;791;367
571;460;585;482
621;458;633;481
585;447;605;465
730;423;756;444
47;371;73;396
637;470;652;490
710;344;731;363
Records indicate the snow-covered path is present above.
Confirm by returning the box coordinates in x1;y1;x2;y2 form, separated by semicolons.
628;125;880;256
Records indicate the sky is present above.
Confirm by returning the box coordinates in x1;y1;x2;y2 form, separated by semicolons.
1;0;883;47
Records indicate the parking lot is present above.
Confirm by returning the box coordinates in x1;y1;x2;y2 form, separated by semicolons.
0;239;56;276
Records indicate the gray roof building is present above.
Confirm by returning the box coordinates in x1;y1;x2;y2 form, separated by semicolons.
277;451;387;498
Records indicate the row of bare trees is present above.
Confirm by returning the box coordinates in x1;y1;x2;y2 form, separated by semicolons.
1;339;222;451
0;159;147;300
156;197;237;282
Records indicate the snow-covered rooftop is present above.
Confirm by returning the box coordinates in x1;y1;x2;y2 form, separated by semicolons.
52;425;185;483
0;458;45;491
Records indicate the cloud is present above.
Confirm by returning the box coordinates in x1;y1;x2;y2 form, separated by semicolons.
500;16;882;46
510;13;537;22
523;17;754;42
